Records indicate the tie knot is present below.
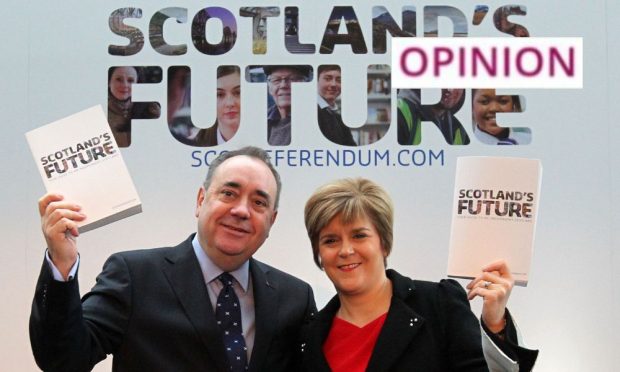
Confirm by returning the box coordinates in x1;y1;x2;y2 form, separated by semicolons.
218;272;235;288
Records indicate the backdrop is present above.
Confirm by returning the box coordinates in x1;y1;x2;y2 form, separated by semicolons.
2;1;618;371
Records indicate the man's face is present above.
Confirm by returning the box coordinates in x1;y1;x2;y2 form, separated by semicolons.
195;155;278;271
267;68;305;114
440;89;464;110
318;69;341;106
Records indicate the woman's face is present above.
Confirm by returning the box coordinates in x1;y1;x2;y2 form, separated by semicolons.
216;72;241;140
473;89;514;136
318;213;387;297
109;67;138;101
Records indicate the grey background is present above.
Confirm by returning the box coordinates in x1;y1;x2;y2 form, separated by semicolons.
1;1;617;370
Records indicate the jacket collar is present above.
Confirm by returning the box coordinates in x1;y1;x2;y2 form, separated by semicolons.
161;235;283;372
247;259;279;370
366;270;426;371
306;269;427;372
161;235;229;371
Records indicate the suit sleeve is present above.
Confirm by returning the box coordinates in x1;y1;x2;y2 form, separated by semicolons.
30;253;132;372
437;279;490;372
480;309;539;372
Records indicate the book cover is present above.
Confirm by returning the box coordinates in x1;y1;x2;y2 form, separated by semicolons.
447;156;542;286
26;105;141;233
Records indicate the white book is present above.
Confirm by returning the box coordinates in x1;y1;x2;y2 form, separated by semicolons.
26;105;142;233
447;156;542;286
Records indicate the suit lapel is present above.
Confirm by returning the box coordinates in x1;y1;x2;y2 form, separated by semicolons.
307;272;427;372
366;271;426;372
247;259;279;371
304;296;340;372
161;238;229;371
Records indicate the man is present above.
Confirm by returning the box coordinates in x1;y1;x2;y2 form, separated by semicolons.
432;88;470;145
397;88;470;145
264;65;310;145
31;146;534;371
316;65;357;146
30;146;316;372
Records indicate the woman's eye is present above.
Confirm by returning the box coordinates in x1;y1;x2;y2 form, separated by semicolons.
498;98;511;105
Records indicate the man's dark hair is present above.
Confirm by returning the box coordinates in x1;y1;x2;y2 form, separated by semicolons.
317;64;340;77
203;146;282;210
217;65;240;79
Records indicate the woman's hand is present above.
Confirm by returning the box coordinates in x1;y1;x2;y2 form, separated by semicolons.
466;260;514;333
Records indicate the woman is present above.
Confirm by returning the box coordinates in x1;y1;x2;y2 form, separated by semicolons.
193;66;241;145
301;178;537;371
108;66;160;147
472;89;531;145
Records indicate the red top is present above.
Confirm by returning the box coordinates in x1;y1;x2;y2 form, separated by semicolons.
322;313;388;372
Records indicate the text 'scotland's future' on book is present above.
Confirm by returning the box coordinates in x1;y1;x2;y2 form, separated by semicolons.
447;157;542;286
26;105;141;233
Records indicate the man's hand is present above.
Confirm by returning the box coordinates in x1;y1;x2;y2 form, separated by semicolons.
466;260;514;333
38;193;86;279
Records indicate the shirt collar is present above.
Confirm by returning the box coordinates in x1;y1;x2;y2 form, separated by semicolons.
317;94;337;110
474;124;513;145
216;127;226;145
192;234;250;292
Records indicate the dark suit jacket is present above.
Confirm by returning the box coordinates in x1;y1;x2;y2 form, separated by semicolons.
30;235;316;372
301;269;489;372
317;105;357;146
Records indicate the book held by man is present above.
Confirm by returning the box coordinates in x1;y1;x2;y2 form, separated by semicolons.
447;156;542;286
25;105;142;233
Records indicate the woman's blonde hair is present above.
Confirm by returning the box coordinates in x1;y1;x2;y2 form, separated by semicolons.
304;178;394;268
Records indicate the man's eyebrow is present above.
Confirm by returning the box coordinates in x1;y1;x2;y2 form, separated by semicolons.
222;181;272;205
222;181;241;189
255;189;272;205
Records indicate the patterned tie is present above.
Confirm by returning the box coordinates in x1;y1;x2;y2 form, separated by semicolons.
215;273;248;371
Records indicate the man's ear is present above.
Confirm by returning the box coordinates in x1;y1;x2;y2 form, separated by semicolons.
195;187;206;217
270;210;278;226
